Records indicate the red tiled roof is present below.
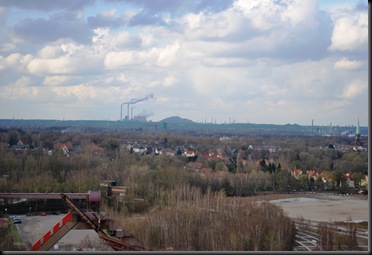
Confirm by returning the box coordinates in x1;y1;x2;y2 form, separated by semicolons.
345;172;353;180
184;150;197;157
291;169;302;174
291;169;302;178
203;153;223;160
60;143;68;149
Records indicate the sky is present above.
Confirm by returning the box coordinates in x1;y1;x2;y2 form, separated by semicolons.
0;0;368;126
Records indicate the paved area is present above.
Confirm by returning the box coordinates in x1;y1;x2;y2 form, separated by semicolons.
15;214;102;251
270;195;369;222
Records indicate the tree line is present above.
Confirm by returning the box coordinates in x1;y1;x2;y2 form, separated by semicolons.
0;128;368;251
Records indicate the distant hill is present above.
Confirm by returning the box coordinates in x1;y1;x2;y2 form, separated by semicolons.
0;118;368;137
160;116;195;124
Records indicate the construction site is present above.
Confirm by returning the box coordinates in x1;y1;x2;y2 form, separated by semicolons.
0;182;146;251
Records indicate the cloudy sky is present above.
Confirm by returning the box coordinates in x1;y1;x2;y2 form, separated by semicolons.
0;0;368;126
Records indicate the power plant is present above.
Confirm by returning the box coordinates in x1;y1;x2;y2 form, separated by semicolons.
120;94;154;121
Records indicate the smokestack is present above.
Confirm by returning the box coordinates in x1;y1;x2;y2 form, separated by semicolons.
312;119;313;135
121;93;154;121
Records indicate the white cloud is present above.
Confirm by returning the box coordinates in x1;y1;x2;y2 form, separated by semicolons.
323;100;350;110
104;40;181;69
0;56;5;70
104;50;137;69
110;31;140;49
340;80;367;99
27;56;76;75
232;0;318;30
42;75;70;86
155;95;170;103
148;75;176;89
188;65;243;96
271;59;335;98
12;76;31;87
6;53;22;65
37;45;64;58
116;73;128;83
163;75;177;87
233;0;284;30
260;83;288;97
334;57;362;70
138;33;156;48
328;13;368;51
0;43;16;52
283;0;318;28
27;42;103;75
1;76;37;99
0;53;32;71
156;40;180;67
52;84;97;100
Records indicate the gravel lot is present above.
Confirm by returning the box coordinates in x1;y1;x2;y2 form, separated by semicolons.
270;194;369;222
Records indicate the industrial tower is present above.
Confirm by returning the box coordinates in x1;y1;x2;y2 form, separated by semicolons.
355;118;361;146
120;94;154;121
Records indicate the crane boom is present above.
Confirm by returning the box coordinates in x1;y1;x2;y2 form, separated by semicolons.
59;193;146;251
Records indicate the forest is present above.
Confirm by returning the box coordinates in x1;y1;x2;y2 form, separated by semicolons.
0;127;368;251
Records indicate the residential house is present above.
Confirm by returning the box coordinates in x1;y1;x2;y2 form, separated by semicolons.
306;170;319;181
183;150;197;157
203;152;224;161
360;175;368;188
345;173;355;188
60;143;69;157
219;136;231;142
249;145;279;153
12;139;29;150
133;146;146;154
319;171;333;189
185;162;203;172
291;169;302;180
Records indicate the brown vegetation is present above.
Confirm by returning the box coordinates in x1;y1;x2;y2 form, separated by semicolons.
318;219;359;251
119;184;296;251
0;228;17;251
